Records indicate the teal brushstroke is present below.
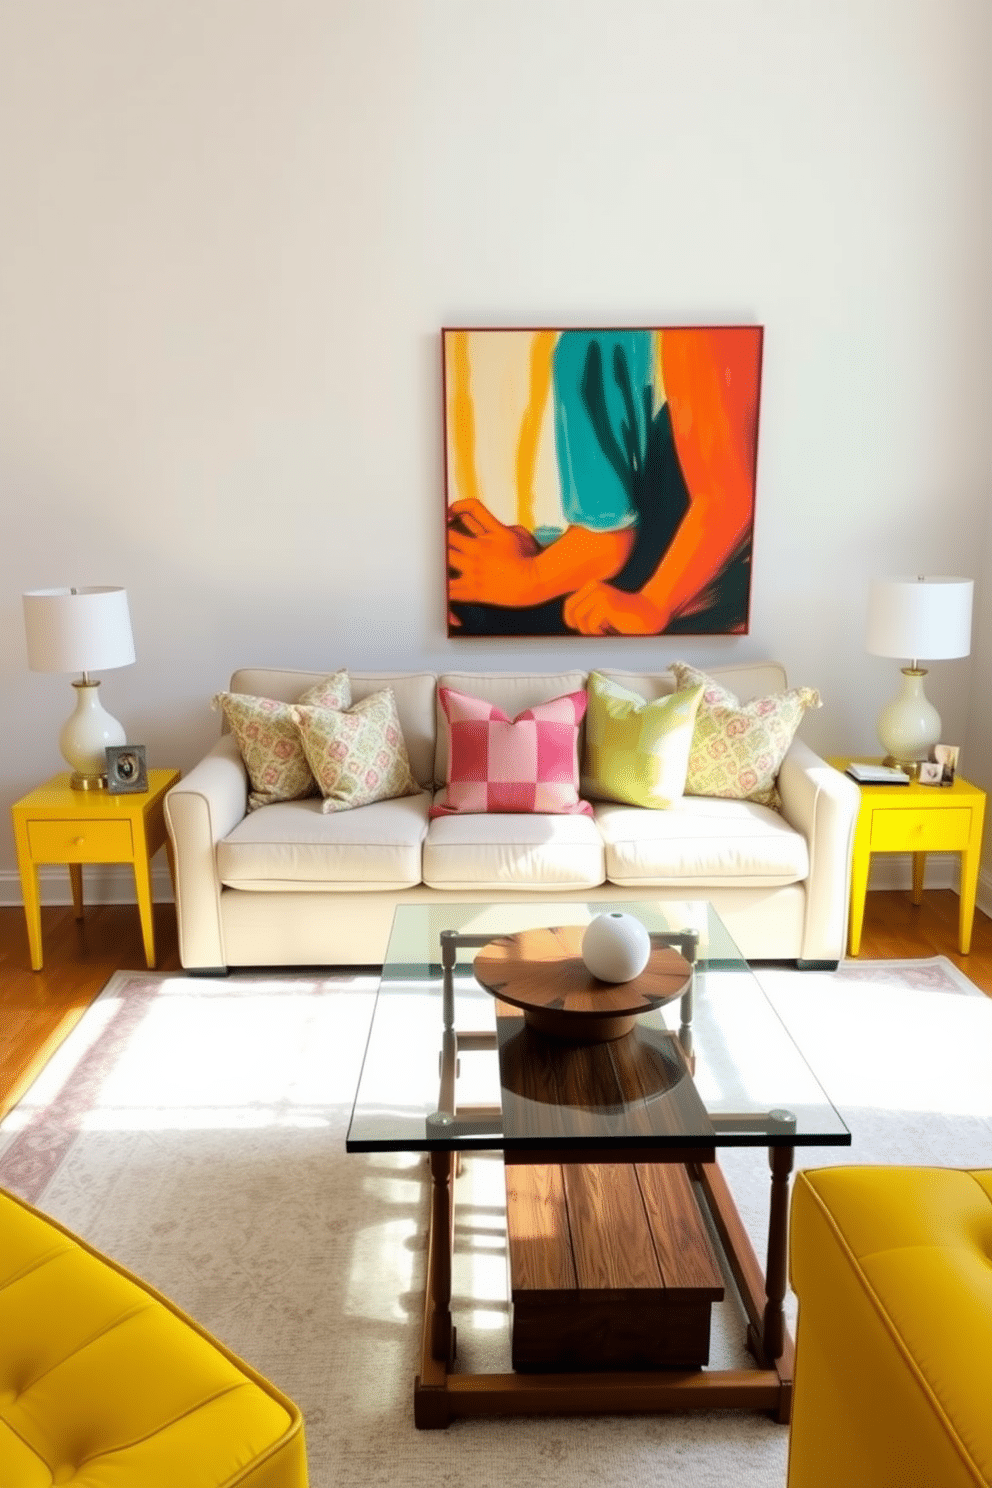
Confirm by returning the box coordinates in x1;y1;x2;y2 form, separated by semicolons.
552;330;652;530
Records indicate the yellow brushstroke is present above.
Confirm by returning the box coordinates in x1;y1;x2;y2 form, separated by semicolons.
515;331;556;531
653;329;667;417
449;330;481;505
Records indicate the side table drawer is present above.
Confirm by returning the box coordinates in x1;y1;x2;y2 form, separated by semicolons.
27;819;134;862
870;808;972;853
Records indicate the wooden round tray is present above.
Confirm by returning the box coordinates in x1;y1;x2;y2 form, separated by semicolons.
473;924;692;1043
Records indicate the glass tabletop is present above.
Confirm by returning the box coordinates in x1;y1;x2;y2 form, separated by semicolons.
346;900;851;1156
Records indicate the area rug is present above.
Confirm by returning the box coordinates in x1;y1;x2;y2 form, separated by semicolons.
1;957;990;1488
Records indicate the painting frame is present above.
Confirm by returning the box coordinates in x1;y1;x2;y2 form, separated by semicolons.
442;324;764;639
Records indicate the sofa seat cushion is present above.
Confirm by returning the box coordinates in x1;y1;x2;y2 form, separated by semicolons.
595;796;809;887
217;792;431;891
422;811;605;891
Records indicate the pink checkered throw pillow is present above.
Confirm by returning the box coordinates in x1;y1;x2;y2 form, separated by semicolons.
431;687;592;817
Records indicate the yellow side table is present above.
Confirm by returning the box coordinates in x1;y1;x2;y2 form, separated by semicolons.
829;757;987;956
11;768;181;971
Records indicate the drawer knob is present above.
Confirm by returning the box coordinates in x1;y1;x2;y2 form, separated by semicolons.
73;836;85;846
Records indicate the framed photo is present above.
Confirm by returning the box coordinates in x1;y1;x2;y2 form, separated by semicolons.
933;744;959;785
442;325;764;637
106;744;148;794
918;761;943;786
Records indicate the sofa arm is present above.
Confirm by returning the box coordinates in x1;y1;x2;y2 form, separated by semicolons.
777;740;860;965
164;733;248;971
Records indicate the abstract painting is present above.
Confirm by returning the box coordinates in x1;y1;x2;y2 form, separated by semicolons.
443;325;763;637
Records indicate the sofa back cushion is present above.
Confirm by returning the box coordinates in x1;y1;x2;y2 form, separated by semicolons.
434;671;587;786
228;669;438;789
595;661;789;707
225;663;797;802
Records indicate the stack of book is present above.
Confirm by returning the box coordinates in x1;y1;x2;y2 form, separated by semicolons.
845;762;911;785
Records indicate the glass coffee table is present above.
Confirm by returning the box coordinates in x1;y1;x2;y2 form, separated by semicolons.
347;900;850;1429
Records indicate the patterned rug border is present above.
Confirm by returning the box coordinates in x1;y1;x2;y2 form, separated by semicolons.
99;953;986;998
831;955;983;995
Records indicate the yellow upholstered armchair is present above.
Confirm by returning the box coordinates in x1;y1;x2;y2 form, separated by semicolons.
788;1166;992;1488
0;1185;308;1487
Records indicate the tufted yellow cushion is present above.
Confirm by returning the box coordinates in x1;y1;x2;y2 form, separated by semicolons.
789;1166;992;1488
0;1186;308;1487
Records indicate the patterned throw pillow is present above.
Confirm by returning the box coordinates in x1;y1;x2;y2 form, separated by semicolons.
214;671;351;811
584;672;705;809
431;687;592;818
290;688;420;813
671;661;821;808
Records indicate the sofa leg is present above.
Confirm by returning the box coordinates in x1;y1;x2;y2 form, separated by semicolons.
795;959;839;971
185;967;230;977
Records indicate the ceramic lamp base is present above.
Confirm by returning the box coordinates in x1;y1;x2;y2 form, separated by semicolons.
60;679;126;790
876;667;941;768
69;770;109;791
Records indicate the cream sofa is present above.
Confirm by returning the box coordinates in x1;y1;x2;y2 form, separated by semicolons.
164;661;860;973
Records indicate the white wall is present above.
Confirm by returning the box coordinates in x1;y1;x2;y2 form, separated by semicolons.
2;0;990;900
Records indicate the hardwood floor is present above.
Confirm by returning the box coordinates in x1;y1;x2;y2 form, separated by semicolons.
1;889;991;1122
0;901;181;1120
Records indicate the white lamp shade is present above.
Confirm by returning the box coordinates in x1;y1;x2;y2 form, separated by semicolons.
23;587;135;674
866;576;973;661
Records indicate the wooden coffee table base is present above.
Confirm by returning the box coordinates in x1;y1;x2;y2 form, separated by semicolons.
413;1145;796;1429
506;1160;725;1371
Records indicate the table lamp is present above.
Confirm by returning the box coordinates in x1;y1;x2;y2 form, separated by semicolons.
866;575;973;770
23;586;136;790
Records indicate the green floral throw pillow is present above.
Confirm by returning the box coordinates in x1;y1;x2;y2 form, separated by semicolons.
584;672;705;809
214;670;352;810
290;688;419;813
671;661;821;809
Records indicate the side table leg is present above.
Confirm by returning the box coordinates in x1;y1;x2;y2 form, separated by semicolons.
69;863;84;919
20;863;44;972
959;847;980;955
911;851;926;906
132;851;157;969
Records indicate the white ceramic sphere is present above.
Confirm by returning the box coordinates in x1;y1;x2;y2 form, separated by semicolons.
581;912;651;983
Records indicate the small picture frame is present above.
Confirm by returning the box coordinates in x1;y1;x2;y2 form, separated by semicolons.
932;744;959;786
106;744;148;794
917;761;943;786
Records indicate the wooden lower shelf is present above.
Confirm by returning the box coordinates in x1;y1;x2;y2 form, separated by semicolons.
505;1160;724;1371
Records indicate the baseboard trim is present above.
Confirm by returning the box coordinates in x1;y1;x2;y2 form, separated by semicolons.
0;863;175;908
868;852;992;915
